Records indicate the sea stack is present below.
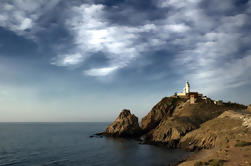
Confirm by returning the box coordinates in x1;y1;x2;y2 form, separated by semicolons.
104;109;141;137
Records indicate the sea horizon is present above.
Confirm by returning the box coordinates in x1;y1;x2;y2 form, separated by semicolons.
0;0;250;165
0;122;191;166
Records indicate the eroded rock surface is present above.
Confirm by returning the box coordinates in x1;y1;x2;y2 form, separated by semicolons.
179;111;251;151
102;96;247;150
140;97;186;132
104;109;141;137
143;102;228;147
100;96;250;166
144;117;198;147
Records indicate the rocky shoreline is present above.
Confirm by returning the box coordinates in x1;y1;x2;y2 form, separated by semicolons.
95;96;251;165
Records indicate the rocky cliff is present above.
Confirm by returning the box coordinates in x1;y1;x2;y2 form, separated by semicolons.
103;109;141;137
140;97;181;132
102;96;247;146
178;111;251;166
179;111;250;150
101;96;250;165
142;100;231;147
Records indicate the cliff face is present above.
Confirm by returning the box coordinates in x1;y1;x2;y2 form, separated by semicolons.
179;111;251;150
102;96;247;148
101;97;251;166
179;111;251;166
140;97;186;132
144;116;198;147
143;101;229;146
104;109;141;137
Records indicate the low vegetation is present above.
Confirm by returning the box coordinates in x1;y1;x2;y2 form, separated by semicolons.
194;159;225;166
234;140;251;147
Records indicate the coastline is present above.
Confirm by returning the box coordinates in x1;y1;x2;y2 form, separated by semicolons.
99;94;251;166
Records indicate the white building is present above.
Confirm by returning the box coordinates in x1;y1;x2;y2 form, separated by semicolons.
177;81;190;96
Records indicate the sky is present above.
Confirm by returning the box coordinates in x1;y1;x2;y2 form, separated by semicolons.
0;0;251;122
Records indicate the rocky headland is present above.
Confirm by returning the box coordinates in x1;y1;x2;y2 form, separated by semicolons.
98;95;251;166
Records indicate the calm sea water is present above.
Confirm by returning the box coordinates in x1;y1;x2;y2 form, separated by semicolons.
0;123;191;166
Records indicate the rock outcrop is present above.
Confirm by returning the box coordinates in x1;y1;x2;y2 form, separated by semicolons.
178;110;251;166
140;97;186;132
100;95;250;166
144;117;197;147
103;109;141;137
142;101;228;146
179;111;251;151
102;96;247;148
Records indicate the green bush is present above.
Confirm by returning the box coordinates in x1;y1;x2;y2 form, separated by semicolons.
208;159;225;166
194;159;225;166
235;141;251;147
194;161;205;166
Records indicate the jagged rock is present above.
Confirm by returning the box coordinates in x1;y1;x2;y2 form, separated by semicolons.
104;109;141;137
144;117;198;147
140;97;186;132
142;102;229;147
101;95;247;149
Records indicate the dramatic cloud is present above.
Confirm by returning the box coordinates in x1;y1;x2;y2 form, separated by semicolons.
166;1;251;93
52;4;141;73
51;3;193;76
1;0;250;94
0;0;251;122
0;0;60;38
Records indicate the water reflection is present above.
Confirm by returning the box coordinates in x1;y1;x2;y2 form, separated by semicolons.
0;123;191;166
103;137;191;166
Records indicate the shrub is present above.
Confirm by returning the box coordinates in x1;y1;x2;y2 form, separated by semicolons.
194;159;225;166
235;141;251;147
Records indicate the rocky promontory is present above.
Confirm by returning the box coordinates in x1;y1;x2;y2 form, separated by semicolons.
99;95;250;165
142;99;232;147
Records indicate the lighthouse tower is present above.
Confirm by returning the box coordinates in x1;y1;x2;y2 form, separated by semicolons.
177;81;203;104
184;81;190;94
177;81;192;96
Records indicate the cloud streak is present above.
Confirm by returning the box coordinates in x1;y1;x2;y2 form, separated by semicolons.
51;3;193;77
0;0;60;39
84;66;119;76
1;0;250;93
166;0;251;93
52;4;140;74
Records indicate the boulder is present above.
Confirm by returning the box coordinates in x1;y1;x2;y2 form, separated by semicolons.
104;109;141;137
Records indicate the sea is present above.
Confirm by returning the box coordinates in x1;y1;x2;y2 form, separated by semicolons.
0;123;191;166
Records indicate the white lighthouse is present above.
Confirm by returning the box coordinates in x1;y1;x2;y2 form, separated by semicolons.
177;81;191;96
177;81;203;104
184;81;190;94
